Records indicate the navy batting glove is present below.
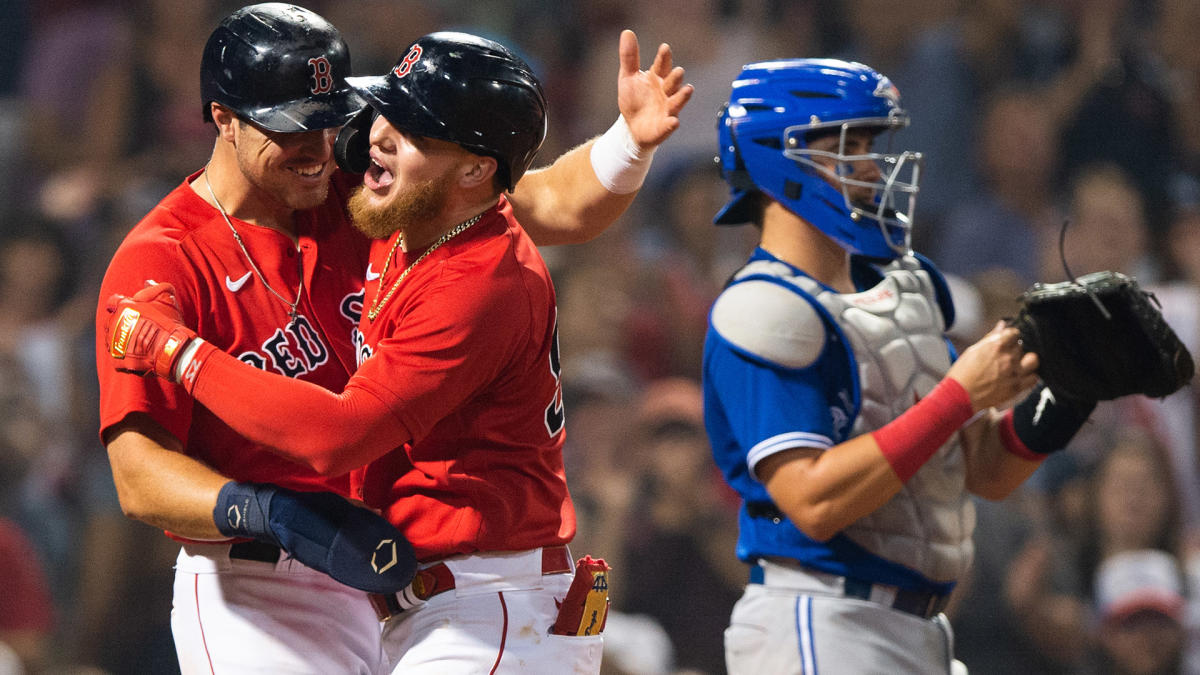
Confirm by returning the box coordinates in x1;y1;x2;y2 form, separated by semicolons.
214;482;417;594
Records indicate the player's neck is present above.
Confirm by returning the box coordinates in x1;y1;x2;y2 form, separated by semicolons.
192;149;298;241
399;195;498;252
760;206;854;293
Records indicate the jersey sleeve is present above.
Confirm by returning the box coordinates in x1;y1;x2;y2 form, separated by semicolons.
705;333;838;479
96;229;201;446
705;278;851;480
185;346;408;476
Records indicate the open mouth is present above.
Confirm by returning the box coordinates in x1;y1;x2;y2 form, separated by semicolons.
364;157;395;191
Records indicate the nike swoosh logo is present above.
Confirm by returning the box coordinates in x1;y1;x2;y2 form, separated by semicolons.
1032;386;1056;426
225;271;253;292
365;264;380;281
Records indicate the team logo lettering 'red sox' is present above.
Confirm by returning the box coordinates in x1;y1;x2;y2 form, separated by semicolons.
392;45;423;78
308;56;333;94
238;315;330;378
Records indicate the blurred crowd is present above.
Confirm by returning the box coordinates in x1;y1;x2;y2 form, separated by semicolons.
2;0;1200;673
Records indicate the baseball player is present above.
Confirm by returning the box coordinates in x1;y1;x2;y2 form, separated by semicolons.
95;4;690;673
700;59;1098;673
100;30;659;674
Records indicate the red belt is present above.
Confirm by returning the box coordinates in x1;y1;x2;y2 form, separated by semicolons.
368;545;573;621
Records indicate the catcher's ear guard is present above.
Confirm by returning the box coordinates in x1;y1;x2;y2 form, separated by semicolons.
335;106;375;174
1016;271;1195;401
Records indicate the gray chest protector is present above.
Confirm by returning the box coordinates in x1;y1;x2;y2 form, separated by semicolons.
756;256;975;582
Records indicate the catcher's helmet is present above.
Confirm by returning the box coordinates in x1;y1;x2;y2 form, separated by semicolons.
200;3;362;133
715;59;922;259
344;32;547;190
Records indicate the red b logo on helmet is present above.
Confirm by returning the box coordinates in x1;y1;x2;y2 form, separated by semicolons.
308;56;333;94
392;45;423;79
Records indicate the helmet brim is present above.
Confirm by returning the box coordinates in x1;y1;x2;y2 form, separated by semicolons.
345;74;447;143
241;88;366;133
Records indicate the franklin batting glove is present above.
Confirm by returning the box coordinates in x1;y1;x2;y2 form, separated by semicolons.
106;283;198;380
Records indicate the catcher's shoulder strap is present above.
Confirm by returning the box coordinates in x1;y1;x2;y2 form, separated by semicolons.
713;262;842;369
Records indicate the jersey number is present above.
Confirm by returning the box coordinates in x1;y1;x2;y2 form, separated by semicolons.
544;320;564;437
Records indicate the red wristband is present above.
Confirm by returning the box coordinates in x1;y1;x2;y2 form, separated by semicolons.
871;378;974;482
998;409;1046;462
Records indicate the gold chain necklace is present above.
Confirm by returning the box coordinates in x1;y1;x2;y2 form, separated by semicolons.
367;212;484;322
204;171;304;326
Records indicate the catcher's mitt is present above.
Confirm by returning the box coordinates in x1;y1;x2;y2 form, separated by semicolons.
1015;270;1195;401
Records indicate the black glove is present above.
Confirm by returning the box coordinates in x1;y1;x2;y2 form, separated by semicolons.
215;481;416;594
1015;270;1194;401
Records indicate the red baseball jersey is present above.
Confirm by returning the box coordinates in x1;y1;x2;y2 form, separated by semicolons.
96;169;370;519
183;197;574;561
349;196;573;561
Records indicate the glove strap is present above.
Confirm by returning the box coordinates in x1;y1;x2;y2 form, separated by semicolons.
871;378;974;482
1002;383;1095;457
154;326;196;380
173;338;216;389
213;482;280;546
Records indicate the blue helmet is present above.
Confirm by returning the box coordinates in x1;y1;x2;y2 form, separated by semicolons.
714;59;922;259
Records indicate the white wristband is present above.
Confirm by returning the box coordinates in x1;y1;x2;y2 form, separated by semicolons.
173;338;207;383
589;115;656;194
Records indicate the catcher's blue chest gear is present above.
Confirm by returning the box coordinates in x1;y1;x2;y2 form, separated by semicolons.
704;248;964;594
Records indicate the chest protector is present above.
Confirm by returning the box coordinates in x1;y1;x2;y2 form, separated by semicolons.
745;255;975;583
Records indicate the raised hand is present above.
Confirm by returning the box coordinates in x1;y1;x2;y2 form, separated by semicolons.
106;282;196;380
616;29;694;151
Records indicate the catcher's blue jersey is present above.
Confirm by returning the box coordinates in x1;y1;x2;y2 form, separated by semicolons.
704;248;961;594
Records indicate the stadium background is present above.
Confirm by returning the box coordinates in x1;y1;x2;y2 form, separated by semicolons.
1;1;1198;673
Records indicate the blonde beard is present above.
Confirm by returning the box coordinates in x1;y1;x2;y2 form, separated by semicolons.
347;175;452;240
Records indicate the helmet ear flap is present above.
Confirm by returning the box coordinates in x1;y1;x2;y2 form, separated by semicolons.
334;107;375;174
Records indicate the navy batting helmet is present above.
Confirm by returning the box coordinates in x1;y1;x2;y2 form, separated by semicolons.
715;59;922;259
343;32;547;190
200;3;362;133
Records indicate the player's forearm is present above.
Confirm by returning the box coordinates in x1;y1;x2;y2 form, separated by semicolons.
760;434;904;541
511;137;635;246
512;114;657;245
106;421;228;539
187;348;407;475
962;409;1044;500
762;380;978;539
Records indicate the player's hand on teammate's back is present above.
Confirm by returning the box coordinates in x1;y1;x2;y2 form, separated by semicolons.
105;282;196;380
215;482;418;594
616;29;694;150
946;321;1040;411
